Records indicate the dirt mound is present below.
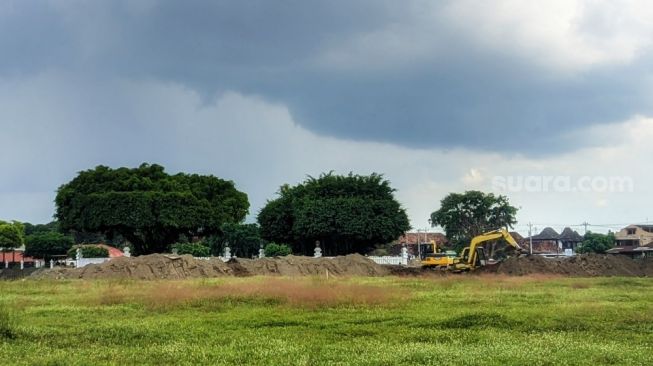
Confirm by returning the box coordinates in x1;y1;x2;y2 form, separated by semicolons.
232;254;389;277
33;254;234;280
483;254;653;276
32;253;388;280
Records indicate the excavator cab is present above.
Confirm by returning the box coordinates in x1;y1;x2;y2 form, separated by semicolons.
420;240;457;268
460;247;488;267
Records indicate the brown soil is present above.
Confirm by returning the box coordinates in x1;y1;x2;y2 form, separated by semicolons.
232;254;389;277
34;254;234;280
480;254;653;276
29;253;653;280
32;253;388;280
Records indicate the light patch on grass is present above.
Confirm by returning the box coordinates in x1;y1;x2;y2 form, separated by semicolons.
93;277;408;310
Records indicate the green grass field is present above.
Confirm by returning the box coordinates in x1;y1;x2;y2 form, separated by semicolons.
1;275;652;365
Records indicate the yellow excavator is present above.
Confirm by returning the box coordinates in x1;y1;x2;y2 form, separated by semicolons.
420;240;457;268
422;229;525;271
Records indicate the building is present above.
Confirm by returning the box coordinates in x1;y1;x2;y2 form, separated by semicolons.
559;227;584;253
608;225;653;258
525;227;583;256
614;225;653;247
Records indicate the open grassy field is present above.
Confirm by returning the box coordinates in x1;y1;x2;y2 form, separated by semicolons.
1;275;652;365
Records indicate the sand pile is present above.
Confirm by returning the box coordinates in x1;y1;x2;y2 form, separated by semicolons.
233;254;389;277
32;253;388;280
35;254;234;280
483;254;653;276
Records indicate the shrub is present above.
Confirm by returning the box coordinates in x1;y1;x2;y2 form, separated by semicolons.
264;243;292;257
172;242;211;257
67;245;110;258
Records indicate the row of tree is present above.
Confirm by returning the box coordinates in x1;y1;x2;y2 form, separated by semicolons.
50;164;412;256
2;163;615;258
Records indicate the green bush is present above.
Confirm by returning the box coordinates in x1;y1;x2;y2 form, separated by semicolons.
172;242;211;257
67;245;110;258
264;243;292;257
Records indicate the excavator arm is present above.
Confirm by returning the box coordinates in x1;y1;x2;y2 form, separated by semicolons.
464;229;525;268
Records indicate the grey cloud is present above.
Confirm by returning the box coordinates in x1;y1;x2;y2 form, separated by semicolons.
1;0;652;156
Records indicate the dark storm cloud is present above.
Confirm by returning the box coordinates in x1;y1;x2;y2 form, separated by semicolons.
1;0;651;154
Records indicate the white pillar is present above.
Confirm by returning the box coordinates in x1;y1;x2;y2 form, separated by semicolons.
20;260;24;270
224;246;231;260
4;260;7;269
49;259;54;269
401;246;408;266
314;241;322;258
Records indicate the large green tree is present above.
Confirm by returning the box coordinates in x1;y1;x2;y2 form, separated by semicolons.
23;221;60;236
577;232;615;254
430;191;518;249
0;221;25;251
209;223;266;258
55;163;249;255
25;232;74;260
258;172;410;256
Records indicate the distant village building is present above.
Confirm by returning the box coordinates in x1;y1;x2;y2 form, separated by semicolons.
608;225;653;258
525;227;583;256
614;225;653;247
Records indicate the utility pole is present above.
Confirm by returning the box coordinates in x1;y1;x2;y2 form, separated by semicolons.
423;227;428;251
528;222;533;255
582;222;589;235
416;229;422;260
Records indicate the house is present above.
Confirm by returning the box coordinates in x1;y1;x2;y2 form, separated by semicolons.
559;227;584;253
525;227;583;256
614;225;653;247
526;227;560;255
608;225;653;258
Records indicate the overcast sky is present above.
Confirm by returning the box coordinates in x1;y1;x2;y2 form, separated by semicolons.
1;1;652;236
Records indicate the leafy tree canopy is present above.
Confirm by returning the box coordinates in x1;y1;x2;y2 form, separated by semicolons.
209;223;265;258
23;221;60;236
264;243;292;257
577;232;615;254
55;163;249;255
0;221;25;250
258;172;410;256
25;232;74;260
430;191;518;249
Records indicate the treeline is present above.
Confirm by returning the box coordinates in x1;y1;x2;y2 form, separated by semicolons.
2;164;411;258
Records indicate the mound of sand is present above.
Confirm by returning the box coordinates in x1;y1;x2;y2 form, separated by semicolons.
233;254;389;277
483;254;653;276
32;253;388;280
34;254;234;280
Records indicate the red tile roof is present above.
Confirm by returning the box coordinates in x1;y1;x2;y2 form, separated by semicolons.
0;251;35;263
